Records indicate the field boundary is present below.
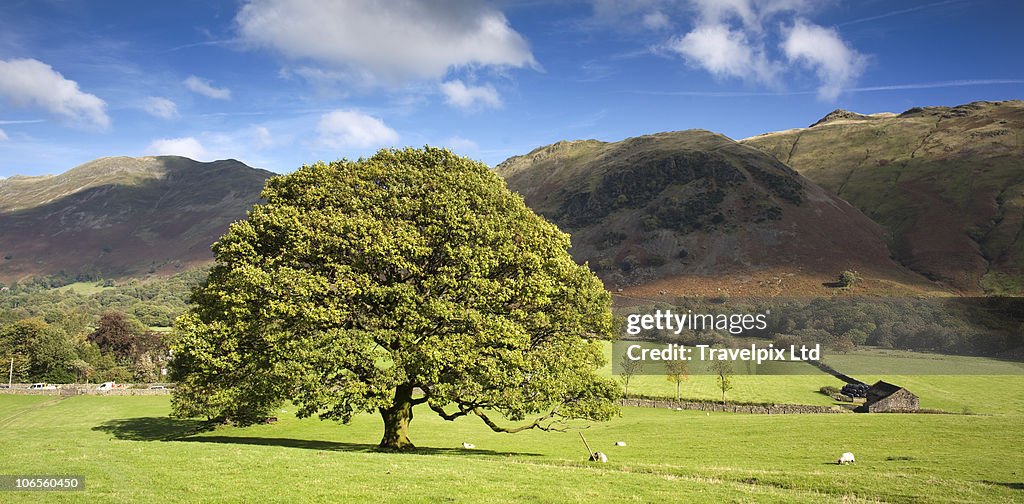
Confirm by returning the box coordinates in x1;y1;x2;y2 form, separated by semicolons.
807;359;864;385
620;398;850;414
0;387;171;396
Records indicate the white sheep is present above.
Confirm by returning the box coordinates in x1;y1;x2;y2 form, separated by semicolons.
614;441;626;447
837;452;855;465
591;452;608;463
462;443;475;449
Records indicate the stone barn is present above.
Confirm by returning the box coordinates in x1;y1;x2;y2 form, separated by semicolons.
855;381;919;413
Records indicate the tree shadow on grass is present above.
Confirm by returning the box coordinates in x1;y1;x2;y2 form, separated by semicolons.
981;481;1024;490
177;435;540;457
93;417;541;457
93;416;213;441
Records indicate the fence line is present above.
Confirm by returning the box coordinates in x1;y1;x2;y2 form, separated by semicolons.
620;397;851;414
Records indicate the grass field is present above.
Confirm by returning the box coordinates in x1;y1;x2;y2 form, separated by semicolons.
55;281;115;295
822;347;1024;376
1;395;1023;503
613;372;1024;414
602;342;1024;414
2;344;1021;501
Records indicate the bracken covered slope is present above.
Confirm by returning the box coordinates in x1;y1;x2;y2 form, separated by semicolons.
0;156;274;282
497;130;942;297
742;100;1024;294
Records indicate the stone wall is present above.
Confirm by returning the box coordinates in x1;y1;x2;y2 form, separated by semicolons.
619;397;850;414
0;385;171;396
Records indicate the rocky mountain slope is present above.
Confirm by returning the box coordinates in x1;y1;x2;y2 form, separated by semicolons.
741;100;1024;294
0;156;274;283
497;130;942;297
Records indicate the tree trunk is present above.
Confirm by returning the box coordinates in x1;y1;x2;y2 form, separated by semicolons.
379;384;416;450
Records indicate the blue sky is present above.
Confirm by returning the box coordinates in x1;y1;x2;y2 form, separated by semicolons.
0;0;1022;177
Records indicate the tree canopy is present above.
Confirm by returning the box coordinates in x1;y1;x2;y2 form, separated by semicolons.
171;147;619;449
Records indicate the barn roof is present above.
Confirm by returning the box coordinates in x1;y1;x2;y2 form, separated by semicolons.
869;381;903;397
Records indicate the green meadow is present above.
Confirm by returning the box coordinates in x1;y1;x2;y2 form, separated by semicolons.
607;342;1024;414
2;344;1022;502
1;394;1023;503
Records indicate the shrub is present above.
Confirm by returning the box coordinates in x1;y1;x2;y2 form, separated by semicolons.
819;385;840;396
838;270;858;288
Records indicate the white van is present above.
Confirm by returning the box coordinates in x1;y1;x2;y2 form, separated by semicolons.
97;381;116;390
29;383;56;390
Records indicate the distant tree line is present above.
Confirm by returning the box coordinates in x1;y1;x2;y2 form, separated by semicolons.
0;269;205;384
0;268;206;328
0;311;171;384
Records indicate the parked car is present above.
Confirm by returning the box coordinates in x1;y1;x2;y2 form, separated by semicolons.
29;383;57;390
97;381;116;390
148;385;166;390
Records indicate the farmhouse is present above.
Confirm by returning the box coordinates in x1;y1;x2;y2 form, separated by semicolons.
855;381;919;413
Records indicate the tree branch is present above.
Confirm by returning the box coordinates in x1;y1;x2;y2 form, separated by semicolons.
471;407;567;433
430;403;474;421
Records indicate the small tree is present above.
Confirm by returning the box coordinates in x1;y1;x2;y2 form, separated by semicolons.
838;270;858;288
171;147;619;449
88;311;142;364
831;337;855;354
665;358;689;402
618;353;642;398
712;360;734;404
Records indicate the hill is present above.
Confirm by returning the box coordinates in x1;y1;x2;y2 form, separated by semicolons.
741;100;1024;294
496;130;942;297
0;156;274;283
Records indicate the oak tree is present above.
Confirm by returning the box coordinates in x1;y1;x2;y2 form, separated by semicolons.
171;147;619;449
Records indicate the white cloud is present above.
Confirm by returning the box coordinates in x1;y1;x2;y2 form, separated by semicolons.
316;109;398;149
782;19;867;100
235;0;536;84
280;66;359;95
691;0;814;28
143;96;179;119
642;11;671;30
588;1;687;36
662;1;863;101
184;75;232;100
440;80;502;110
0;128;7;141
690;0;757;28
253;126;273;149
668;24;777;84
444;136;479;153
0;58;110;130
146;137;208;160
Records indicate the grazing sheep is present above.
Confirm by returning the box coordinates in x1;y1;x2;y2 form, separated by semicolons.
462;443;476;449
614;441;626;447
838;452;855;465
591;452;608;463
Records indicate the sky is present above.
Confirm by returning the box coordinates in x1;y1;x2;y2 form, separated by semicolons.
0;0;1022;177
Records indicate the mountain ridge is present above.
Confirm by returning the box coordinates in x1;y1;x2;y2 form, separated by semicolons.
497;129;945;297
741;99;1024;294
0;156;275;283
